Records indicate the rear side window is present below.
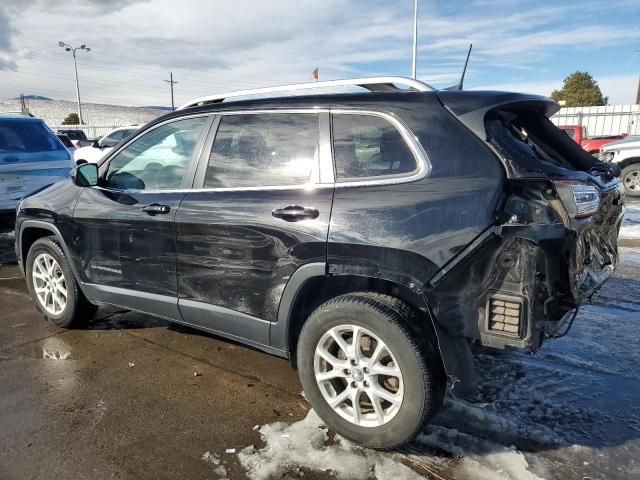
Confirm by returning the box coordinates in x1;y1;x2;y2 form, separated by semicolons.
561;128;575;139
204;113;319;188
332;114;418;182
0;120;67;154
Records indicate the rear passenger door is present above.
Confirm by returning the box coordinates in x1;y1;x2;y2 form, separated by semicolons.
175;111;333;348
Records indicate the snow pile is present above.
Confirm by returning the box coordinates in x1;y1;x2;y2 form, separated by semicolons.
201;451;228;478
237;410;423;480
620;246;640;266
418;426;545;480
620;203;640;239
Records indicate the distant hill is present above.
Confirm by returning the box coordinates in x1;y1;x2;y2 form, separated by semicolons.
143;105;173;111
19;95;53;101
0;98;165;126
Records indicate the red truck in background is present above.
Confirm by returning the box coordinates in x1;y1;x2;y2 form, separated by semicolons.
558;125;627;157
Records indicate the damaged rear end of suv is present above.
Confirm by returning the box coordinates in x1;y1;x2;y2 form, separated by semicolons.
431;91;624;395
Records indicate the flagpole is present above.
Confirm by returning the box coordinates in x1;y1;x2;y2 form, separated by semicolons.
412;0;418;79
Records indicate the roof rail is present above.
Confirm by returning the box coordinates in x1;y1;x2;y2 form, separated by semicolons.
177;76;434;110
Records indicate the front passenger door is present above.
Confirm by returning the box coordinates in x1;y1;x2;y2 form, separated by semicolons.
72;115;212;319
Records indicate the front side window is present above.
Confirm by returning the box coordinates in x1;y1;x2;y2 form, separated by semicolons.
105;116;208;190
204;113;319;188
332;114;418;182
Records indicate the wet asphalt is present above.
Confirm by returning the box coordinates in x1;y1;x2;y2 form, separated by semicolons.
0;262;313;479
1;200;639;480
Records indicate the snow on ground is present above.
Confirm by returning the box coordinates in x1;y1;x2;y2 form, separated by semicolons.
620;202;640;239
239;246;640;480
238;410;424;480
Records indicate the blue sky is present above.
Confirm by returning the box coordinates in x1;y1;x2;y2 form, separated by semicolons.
0;0;638;106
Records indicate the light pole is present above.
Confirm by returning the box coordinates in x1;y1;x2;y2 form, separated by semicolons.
412;0;418;79
58;41;91;125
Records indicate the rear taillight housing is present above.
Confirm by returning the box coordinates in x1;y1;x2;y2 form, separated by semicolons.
554;181;600;218
73;140;81;148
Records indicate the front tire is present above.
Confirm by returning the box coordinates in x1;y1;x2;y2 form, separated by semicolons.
26;236;97;328
622;164;640;197
297;293;445;449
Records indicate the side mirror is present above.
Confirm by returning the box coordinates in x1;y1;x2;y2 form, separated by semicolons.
92;140;100;148
71;163;99;187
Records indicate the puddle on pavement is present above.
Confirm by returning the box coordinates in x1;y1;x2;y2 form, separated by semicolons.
42;348;71;360
31;337;76;361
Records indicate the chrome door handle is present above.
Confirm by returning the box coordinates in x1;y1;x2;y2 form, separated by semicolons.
272;205;319;222
141;204;170;215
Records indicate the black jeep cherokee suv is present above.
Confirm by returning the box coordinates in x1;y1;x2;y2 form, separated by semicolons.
15;77;624;448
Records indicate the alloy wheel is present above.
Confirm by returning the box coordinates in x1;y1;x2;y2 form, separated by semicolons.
313;324;404;427
624;170;640;192
32;253;67;316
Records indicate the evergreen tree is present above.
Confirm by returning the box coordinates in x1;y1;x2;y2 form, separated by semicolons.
62;112;80;125
551;72;608;107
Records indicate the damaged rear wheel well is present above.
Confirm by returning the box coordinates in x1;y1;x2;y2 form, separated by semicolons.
287;275;436;368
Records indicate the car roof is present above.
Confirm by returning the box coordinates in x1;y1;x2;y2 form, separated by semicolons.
144;88;555;131
0;115;45;124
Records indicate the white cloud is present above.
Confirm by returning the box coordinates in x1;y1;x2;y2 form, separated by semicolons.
0;0;637;106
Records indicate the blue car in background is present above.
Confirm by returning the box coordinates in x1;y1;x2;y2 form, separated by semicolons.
0;115;72;228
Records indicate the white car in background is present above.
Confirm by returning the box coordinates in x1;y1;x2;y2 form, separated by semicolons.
73;126;138;164
600;136;640;197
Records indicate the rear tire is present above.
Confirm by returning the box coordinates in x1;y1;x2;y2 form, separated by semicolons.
297;292;445;449
622;164;640;197
26;236;97;328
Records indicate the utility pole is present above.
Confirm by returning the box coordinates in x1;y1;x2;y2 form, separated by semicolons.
58;41;91;124
164;72;178;111
412;0;418;79
19;94;29;115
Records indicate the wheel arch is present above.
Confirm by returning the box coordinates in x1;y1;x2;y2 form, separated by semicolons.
18;220;88;297
273;263;478;398
273;264;436;364
618;156;640;170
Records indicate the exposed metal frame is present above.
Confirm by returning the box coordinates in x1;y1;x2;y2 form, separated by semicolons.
177;76;435;110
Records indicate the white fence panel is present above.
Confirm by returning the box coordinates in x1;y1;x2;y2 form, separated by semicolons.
551;104;640;137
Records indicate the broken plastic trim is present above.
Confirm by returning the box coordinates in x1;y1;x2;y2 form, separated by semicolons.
546;306;579;339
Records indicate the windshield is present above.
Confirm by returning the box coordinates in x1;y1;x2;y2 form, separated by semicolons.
0;119;67;154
